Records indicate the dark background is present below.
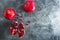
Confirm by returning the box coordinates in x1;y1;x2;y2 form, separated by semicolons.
0;0;60;40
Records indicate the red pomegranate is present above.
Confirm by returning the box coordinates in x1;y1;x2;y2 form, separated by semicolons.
4;8;16;20
23;1;36;13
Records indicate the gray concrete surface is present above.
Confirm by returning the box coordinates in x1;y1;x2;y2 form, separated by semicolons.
0;0;60;40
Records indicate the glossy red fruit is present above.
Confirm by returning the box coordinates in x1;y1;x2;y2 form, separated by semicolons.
18;29;25;38
23;1;36;13
4;8;16;20
10;27;17;36
18;22;25;29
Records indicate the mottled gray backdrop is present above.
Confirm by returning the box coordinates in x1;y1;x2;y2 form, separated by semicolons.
0;0;60;40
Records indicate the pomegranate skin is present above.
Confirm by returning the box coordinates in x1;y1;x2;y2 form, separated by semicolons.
4;8;16;20
23;1;36;13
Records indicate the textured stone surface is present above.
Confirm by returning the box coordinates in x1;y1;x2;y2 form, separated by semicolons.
0;0;60;40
